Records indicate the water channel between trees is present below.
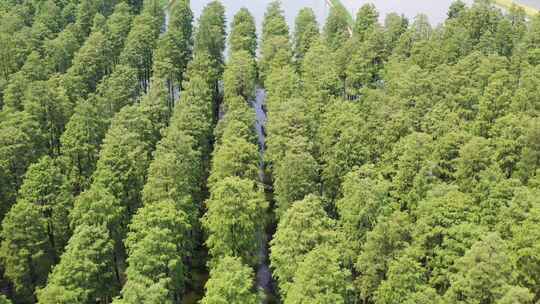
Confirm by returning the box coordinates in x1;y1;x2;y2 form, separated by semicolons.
251;88;278;303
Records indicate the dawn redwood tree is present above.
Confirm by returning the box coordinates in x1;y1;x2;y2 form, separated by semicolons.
0;111;45;220
284;245;352;304
119;201;190;303
16;156;73;255
229;8;257;57
36;224;116;304
208;136;259;188
356;211;412;302
120;8;163;94
293;8;319;66
0;201;53;303
273;149;319;217
153;0;193;110
444;233;529;303
260;1;291;84
200;256;259;304
354;3;379;41
202;177;267;267
223;50;257;101
270;195;336;298
323;3;350;51
194;1;226;80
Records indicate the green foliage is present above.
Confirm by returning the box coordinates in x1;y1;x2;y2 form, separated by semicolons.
383;13;408;55
448;0;467;19
194;1;226;78
264;64;300;113
337;168;391;262
170;74;213;154
208;136;259;188
120;200;190;303
356;211;412;302
104;3;133;63
284;245;353;304
69;185;123;242
274;149;319;217
153;0;193;107
200;256;259;304
0;111;45;218
63;29;110;101
43;24;80;73
293;8;319;64
214;99;257;145
510;206;540;297
270;195;336;297
60;102;100;190
18;155;73;253
260;1;291;83
444;233;525;303
2;1;540;303
497;286;534;304
0;295;11;304
94;64;139;119
120;11;162;93
119;41;216;303
91;104;155;217
229;8;257;57
4;51;49;111
374;248;429;304
223;50;257;101
0;201;53;302
202;177;267;266
142;128;201;227
323;4;350;51
301;38;341;108
37;224;116;304
24;76;71;154
61;65;139;193
455;136;492;192
319;101;370;199
354;4;379;41
346;26;385;94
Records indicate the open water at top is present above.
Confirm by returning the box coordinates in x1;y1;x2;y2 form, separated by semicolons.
518;0;540;9
190;0;476;28
192;0;540;31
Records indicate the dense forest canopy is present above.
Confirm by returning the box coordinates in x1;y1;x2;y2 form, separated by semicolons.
0;0;540;303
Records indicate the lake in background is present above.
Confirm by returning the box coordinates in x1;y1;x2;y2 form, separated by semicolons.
192;0;540;33
516;0;540;9
191;0;474;33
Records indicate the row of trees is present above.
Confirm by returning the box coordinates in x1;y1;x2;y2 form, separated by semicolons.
259;1;540;303
259;3;352;303
0;0;122;225
1;0;540;303
199;5;266;304
115;1;226;302
0;2;141;302
0;0;165;302
35;0;202;301
1;0;235;303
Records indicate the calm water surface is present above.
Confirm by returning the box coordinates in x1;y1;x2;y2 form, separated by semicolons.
517;0;540;9
192;0;472;30
192;0;540;31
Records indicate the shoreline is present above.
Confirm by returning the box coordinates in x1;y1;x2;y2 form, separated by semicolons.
494;0;538;17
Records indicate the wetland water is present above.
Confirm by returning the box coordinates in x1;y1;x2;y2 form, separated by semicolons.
193;0;540;30
193;0;472;28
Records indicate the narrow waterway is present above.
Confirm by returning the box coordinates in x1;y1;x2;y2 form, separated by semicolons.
252;88;277;303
